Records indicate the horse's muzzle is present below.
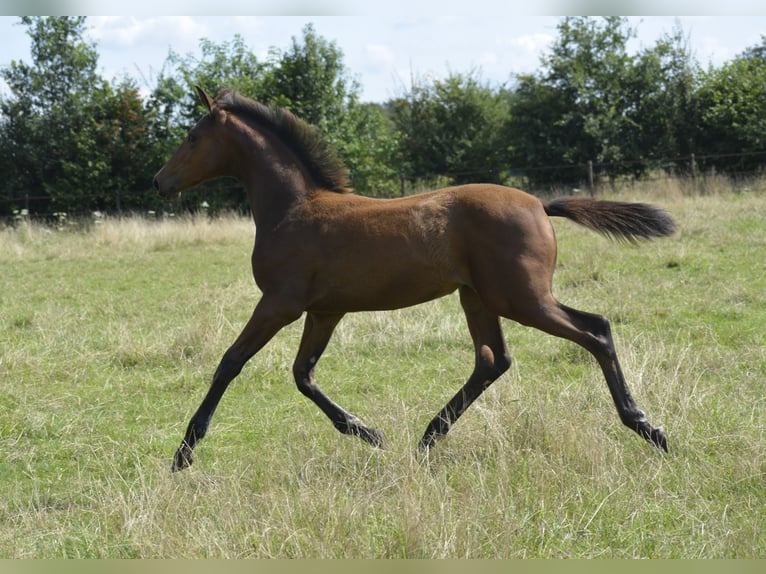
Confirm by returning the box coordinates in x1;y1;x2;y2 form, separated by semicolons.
153;173;180;200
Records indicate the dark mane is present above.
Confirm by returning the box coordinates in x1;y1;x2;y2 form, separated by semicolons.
215;89;352;194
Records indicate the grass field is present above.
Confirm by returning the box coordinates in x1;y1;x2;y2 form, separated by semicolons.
1;187;764;558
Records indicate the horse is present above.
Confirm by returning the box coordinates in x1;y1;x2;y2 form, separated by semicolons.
154;86;675;472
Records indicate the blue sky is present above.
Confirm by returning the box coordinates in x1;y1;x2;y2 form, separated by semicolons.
1;3;765;103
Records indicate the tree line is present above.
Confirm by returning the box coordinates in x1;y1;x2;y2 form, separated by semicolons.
1;16;765;217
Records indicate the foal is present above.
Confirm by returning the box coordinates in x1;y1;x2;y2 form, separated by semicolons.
154;87;675;471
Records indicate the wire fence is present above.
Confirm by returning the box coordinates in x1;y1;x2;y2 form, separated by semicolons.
399;150;766;198
3;149;766;225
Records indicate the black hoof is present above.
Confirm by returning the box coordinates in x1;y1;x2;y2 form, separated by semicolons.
417;430;444;452
171;442;194;472
335;415;385;447
356;425;386;448
637;423;668;453
649;426;668;453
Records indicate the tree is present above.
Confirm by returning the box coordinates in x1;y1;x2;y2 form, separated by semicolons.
506;17;701;187
262;23;354;133
696;53;766;174
504;73;579;185
94;79;165;212
337;101;399;197
392;70;510;184
631;22;701;170
542;17;640;180
165;34;266;127
0;17;162;215
0;17;106;213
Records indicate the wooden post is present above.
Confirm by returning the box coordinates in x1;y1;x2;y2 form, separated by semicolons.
690;153;697;193
400;173;406;197
587;160;594;196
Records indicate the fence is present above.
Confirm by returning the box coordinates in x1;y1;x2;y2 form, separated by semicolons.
3;150;766;223
398;150;766;197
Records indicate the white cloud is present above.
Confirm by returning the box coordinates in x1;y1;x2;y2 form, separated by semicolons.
88;16;209;52
365;43;395;68
508;33;554;56
477;51;499;68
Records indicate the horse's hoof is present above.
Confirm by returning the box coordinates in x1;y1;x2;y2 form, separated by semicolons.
359;425;386;448
417;430;444;452
171;445;194;472
634;420;668;453
650;426;668;453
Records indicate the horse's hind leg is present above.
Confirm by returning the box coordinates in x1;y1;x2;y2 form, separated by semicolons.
419;286;512;450
522;298;668;451
293;312;385;447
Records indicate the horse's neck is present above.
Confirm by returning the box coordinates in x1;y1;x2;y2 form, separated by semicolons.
235;124;314;230
244;171;307;230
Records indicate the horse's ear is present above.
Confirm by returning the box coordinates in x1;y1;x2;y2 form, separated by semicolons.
195;85;214;112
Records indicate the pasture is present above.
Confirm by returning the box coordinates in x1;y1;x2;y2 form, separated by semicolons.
0;187;764;558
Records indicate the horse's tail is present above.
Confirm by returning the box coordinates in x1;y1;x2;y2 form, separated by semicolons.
542;196;677;243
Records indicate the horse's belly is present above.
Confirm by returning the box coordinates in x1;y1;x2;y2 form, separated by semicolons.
306;267;461;313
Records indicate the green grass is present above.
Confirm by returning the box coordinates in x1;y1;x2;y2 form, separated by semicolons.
1;192;764;558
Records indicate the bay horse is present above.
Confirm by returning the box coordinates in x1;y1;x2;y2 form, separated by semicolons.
154;86;675;472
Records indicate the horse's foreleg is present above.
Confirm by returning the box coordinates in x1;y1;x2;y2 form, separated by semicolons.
419;287;511;450
293;312;385;447
172;296;302;472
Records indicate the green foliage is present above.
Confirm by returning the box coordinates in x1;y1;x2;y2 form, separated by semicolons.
338;102;400;197
696;55;766;173
1;17;104;211
504;17;760;187
508;17;645;184
262;23;353;130
546;16;639;172
392;70;509;184
167;34;266;125
2;17;766;216
631;23;700;166
0;17;167;214
504;72;580;184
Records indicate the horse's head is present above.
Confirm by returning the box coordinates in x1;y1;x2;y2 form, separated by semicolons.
153;86;230;199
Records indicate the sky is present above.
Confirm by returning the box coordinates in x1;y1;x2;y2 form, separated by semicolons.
1;3;766;103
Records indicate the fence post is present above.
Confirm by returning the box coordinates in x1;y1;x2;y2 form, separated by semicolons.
400;173;406;197
690;153;697;193
587;161;594;196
